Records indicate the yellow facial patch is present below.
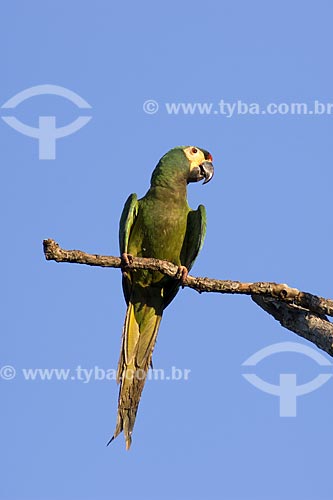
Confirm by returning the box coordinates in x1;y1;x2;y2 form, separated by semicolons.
183;146;206;171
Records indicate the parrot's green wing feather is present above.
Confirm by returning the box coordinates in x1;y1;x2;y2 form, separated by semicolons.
119;193;138;255
163;204;206;309
115;194;165;450
182;204;207;271
119;193;138;304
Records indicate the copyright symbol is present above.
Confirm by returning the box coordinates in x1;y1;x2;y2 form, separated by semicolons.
143;99;159;114
0;365;16;380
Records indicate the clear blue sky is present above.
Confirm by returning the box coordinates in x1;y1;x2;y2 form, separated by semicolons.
2;2;333;499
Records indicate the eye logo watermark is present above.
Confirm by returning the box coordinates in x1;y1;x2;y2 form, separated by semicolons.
242;341;332;417
1;84;92;160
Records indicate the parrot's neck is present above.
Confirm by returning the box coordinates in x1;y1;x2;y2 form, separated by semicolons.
150;159;189;196
146;182;188;204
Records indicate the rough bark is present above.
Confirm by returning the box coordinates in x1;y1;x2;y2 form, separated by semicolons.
252;296;333;356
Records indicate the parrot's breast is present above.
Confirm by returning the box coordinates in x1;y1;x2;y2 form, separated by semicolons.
128;190;189;266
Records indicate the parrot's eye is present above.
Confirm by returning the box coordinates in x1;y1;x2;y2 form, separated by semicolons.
191;147;198;154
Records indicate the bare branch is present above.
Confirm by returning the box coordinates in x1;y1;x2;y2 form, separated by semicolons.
252;296;333;356
43;239;333;317
43;238;333;356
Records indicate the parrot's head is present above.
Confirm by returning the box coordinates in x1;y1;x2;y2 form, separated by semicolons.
183;146;214;185
151;146;214;188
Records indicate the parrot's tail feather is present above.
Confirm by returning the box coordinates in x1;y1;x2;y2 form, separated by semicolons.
112;300;162;449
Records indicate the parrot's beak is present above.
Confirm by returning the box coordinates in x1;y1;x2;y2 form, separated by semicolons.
200;161;214;184
188;160;214;184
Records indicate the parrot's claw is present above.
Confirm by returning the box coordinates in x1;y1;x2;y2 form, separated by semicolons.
121;253;134;279
121;252;133;267
177;265;188;287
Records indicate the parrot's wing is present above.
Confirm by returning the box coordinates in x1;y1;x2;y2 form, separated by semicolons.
181;204;207;272
119;193;138;304
119;193;138;254
163;204;206;309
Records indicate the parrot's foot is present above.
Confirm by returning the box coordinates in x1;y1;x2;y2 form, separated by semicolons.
121;253;134;279
177;265;188;287
121;252;133;267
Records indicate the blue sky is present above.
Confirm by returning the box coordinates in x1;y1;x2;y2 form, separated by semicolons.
2;1;333;499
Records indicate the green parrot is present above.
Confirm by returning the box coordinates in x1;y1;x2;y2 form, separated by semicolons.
109;145;214;449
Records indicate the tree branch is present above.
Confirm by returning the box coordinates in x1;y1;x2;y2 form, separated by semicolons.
252;296;333;356
43;238;333;356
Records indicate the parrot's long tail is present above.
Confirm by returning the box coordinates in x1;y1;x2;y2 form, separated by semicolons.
109;298;162;450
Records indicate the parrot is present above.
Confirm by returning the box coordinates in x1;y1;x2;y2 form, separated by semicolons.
108;145;214;449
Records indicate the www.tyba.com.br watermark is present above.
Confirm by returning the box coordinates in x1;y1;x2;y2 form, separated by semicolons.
0;365;191;383
143;99;333;117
